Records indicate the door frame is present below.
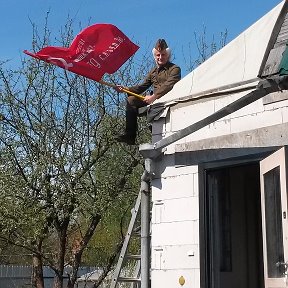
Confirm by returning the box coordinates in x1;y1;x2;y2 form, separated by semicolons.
260;146;288;287
199;152;273;288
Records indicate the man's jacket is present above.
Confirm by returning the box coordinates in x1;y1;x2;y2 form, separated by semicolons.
129;62;181;99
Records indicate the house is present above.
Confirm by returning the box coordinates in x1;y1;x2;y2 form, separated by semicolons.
139;1;288;288
76;268;111;288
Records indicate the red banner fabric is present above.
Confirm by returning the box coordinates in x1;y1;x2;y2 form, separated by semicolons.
24;24;139;81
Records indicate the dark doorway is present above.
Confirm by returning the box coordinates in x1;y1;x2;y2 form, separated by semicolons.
201;163;264;288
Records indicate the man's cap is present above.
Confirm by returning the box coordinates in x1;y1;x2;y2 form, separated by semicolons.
154;39;169;52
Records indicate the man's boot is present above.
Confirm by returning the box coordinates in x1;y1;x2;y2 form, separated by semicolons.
115;104;138;145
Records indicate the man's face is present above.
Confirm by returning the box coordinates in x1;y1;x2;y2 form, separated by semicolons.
155;50;169;66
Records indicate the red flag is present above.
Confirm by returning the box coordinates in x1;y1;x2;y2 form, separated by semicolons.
24;24;139;81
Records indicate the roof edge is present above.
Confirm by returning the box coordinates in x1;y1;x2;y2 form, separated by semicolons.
258;0;288;76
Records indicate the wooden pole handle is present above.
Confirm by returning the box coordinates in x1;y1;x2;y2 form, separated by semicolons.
99;80;145;101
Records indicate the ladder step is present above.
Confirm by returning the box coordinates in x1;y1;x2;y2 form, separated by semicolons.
126;254;141;260
118;277;141;283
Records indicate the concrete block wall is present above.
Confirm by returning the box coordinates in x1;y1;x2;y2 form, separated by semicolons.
150;92;288;288
152;91;288;155
151;166;199;288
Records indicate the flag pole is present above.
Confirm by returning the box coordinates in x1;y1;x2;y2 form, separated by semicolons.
99;80;145;101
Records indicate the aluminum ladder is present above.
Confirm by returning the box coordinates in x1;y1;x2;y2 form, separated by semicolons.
110;191;142;288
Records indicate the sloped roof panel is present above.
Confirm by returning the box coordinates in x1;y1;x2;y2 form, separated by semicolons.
157;1;285;104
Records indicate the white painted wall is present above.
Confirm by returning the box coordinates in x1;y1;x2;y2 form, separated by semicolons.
154;92;288;155
150;91;288;288
151;164;199;287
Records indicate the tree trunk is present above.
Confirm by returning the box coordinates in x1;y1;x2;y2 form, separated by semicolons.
66;214;101;288
53;220;69;288
32;253;45;288
53;275;64;288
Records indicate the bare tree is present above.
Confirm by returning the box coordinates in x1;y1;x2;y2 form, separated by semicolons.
182;25;228;73
0;19;150;288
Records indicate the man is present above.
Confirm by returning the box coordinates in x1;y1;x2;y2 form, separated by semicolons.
115;39;181;145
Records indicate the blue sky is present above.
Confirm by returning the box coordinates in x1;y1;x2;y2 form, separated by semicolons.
0;0;283;76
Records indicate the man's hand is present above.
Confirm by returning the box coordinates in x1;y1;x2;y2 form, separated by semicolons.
114;85;126;93
144;94;157;104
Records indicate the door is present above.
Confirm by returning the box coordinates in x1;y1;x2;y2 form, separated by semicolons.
202;163;264;288
260;147;288;288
